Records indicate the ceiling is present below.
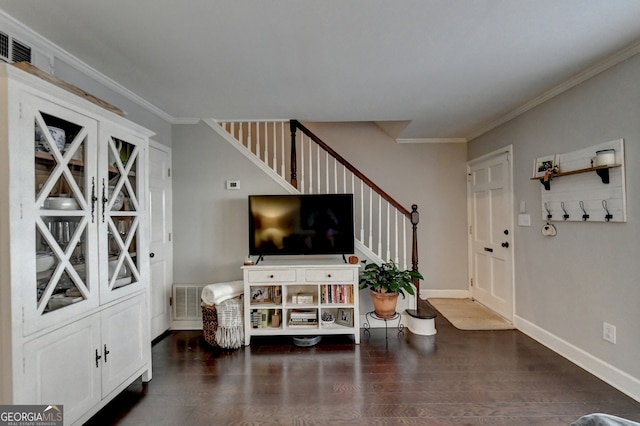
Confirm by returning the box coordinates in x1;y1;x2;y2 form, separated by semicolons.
2;0;640;141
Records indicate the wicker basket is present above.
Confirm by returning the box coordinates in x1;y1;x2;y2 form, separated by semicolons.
201;303;218;347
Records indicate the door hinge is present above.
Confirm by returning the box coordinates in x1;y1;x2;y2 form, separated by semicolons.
169;296;173;306
167;168;171;177
470;277;474;287
168;232;172;242
469;225;473;235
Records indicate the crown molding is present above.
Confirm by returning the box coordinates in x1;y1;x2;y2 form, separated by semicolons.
172;117;202;125
396;137;467;144
468;39;640;141
0;10;175;123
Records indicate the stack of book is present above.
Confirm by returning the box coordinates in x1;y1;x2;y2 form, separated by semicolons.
288;309;317;327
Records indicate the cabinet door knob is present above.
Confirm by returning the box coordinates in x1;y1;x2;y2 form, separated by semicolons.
269;274;274;278
327;274;332;278
150;252;155;258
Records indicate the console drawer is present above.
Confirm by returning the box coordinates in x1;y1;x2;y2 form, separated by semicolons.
247;269;296;283
305;268;355;283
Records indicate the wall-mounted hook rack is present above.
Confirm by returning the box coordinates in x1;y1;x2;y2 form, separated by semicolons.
579;201;589;221
561;202;569;220
602;200;613;222
536;139;626;223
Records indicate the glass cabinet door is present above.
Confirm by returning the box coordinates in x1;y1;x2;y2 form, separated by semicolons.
99;124;146;303
27;95;99;332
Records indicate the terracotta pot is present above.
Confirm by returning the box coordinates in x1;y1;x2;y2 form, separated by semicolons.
369;290;399;319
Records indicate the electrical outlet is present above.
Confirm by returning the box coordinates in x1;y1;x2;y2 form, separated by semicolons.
603;322;616;344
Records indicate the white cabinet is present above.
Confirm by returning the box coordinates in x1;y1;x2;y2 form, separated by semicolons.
0;63;153;425
242;259;360;345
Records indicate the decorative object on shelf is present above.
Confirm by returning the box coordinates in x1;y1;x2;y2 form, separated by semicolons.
336;308;353;327
359;260;422;319
321;311;335;325
533;154;558;178
595;149;615;166
348;255;359;264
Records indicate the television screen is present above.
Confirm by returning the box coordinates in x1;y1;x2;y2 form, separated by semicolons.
248;194;355;256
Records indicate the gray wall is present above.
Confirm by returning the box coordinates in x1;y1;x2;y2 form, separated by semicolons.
468;53;640;386
172;122;285;284
171;121;469;294
304;122;469;293
52;59;173;147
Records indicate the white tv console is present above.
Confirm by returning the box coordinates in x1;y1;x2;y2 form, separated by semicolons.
242;258;360;345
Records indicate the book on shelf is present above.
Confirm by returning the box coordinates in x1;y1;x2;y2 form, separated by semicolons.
321;284;353;304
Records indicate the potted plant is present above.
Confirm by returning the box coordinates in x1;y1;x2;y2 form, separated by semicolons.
359;260;423;319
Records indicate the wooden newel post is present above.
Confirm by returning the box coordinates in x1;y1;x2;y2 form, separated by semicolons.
289;121;298;189
410;204;420;304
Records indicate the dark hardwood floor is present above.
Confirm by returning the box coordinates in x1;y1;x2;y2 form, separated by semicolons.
85;314;640;425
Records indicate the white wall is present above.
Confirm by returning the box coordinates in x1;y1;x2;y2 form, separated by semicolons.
468;53;640;398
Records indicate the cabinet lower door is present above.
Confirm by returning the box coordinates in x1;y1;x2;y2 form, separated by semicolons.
23;315;102;425
100;294;149;396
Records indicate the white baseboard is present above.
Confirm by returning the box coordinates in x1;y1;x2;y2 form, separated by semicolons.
515;315;640;403
422;289;470;299
171;320;203;330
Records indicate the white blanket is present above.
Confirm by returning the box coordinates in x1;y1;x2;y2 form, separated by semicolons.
214;295;244;349
201;280;244;306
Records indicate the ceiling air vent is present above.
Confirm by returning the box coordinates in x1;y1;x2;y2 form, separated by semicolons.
11;38;31;63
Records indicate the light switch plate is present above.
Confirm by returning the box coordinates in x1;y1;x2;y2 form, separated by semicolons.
518;214;531;226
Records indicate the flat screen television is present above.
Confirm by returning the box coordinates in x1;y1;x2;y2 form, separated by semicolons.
248;194;355;258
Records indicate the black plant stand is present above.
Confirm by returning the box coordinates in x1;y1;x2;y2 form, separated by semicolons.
363;311;404;345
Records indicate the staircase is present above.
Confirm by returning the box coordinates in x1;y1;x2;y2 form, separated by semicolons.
203;119;436;333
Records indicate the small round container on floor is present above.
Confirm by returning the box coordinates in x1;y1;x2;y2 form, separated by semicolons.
293;336;321;347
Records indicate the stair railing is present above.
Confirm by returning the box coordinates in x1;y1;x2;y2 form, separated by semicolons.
216;119;421;298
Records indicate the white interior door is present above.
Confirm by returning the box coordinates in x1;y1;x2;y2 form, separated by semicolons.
467;148;514;321
149;141;172;339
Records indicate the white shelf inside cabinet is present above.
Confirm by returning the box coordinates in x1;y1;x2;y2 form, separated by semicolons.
242;259;360;345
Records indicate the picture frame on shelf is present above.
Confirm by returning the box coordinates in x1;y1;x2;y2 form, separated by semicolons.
533;154;558;178
250;286;271;303
336;308;353;327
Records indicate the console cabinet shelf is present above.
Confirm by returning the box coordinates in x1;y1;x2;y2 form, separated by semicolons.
242;260;360;345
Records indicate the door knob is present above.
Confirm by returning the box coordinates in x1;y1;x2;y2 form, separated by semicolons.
501;242;509;248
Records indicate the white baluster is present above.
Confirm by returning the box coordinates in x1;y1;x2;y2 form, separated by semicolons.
247;122;252;152
280;121;285;178
300;133;305;193
386;202;390;261
394;208;398;265
230;122;235;140
325;151;330;192
360;180;364;243
238;123;243;147
402;217;407;271
308;136;313;194
270;122;275;171
368;186;373;251
263;122;268;166
316;144;321;194
378;196;383;257
333;158;338;193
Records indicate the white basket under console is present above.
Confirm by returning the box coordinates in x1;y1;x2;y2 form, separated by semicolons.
242;259;360;345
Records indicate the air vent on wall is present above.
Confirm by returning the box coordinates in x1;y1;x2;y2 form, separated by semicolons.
0;31;32;64
0;32;9;61
12;38;31;63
